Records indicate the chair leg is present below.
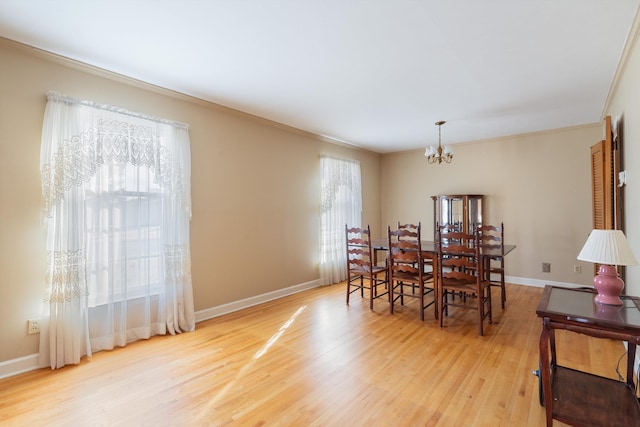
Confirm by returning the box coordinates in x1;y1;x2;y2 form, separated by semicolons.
477;305;483;336
369;276;374;310
433;286;438;319
346;276;351;305
419;282;424;321
439;290;446;328
488;286;493;324
389;280;395;314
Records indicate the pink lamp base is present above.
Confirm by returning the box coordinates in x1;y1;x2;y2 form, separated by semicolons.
593;264;625;306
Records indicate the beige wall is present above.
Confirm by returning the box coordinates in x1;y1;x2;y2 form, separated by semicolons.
3;15;639;369
0;38;381;364
605;18;640;296
381;125;600;287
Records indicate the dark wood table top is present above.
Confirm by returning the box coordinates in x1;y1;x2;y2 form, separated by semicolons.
536;285;640;332
370;238;516;257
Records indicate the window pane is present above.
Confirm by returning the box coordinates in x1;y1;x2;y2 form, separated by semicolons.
86;166;164;307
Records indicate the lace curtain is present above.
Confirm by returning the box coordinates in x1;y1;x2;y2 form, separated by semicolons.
39;92;195;369
319;156;362;285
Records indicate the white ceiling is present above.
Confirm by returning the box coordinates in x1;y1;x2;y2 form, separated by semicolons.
0;0;638;153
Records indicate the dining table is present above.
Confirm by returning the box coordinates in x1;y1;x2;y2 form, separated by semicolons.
370;238;517;261
369;238;517;288
368;237;516;319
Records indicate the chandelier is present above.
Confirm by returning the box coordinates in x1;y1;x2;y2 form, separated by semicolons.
425;120;453;164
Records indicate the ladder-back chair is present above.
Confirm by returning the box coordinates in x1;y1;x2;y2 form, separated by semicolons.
436;226;492;335
345;225;389;309
388;224;436;320
477;223;506;309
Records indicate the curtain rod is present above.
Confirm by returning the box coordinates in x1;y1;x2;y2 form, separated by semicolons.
46;91;190;131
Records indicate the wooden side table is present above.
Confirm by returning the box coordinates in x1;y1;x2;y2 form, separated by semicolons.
536;285;640;426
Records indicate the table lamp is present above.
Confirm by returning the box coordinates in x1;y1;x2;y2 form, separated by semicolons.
577;229;638;305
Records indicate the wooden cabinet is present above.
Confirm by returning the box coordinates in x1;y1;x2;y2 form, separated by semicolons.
432;194;484;236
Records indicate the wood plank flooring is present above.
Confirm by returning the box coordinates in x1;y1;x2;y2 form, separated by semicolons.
0;283;628;426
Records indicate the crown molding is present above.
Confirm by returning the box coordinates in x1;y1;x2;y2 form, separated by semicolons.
0;36;373;154
601;5;640;117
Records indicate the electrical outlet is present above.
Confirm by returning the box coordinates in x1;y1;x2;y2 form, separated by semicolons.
542;262;551;273
27;318;40;335
574;265;582;274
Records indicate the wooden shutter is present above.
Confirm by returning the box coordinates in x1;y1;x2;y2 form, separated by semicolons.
590;116;614;231
590;116;623;276
591;140;607;230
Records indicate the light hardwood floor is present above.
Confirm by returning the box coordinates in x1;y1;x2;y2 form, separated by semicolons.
0;283;628;426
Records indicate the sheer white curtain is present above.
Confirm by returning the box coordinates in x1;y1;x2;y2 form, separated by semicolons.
39;92;194;369
319;156;362;285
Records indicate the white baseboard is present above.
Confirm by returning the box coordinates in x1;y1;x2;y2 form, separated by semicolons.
505;275;588;289
0;277;584;380
0;353;45;380
194;279;321;322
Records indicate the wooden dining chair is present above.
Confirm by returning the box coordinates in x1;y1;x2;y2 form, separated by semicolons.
477;223;506;309
398;222;435;276
435;222;463;246
436;226;492;335
388;224;436;320
345;225;389;309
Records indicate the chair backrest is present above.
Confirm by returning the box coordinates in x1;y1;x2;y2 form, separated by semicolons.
345;225;375;273
388;224;424;279
396;222;420;242
436;226;480;286
398;221;420;232
436;222;465;245
438;222;461;233
477;223;504;256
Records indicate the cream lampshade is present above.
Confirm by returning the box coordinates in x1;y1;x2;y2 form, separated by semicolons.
577;229;638;305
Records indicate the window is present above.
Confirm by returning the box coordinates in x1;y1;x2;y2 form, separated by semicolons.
39;92;195;369
319;156;362;285
85;185;164;306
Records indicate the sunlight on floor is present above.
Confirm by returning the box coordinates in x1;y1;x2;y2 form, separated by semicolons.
194;305;307;421
254;305;306;359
